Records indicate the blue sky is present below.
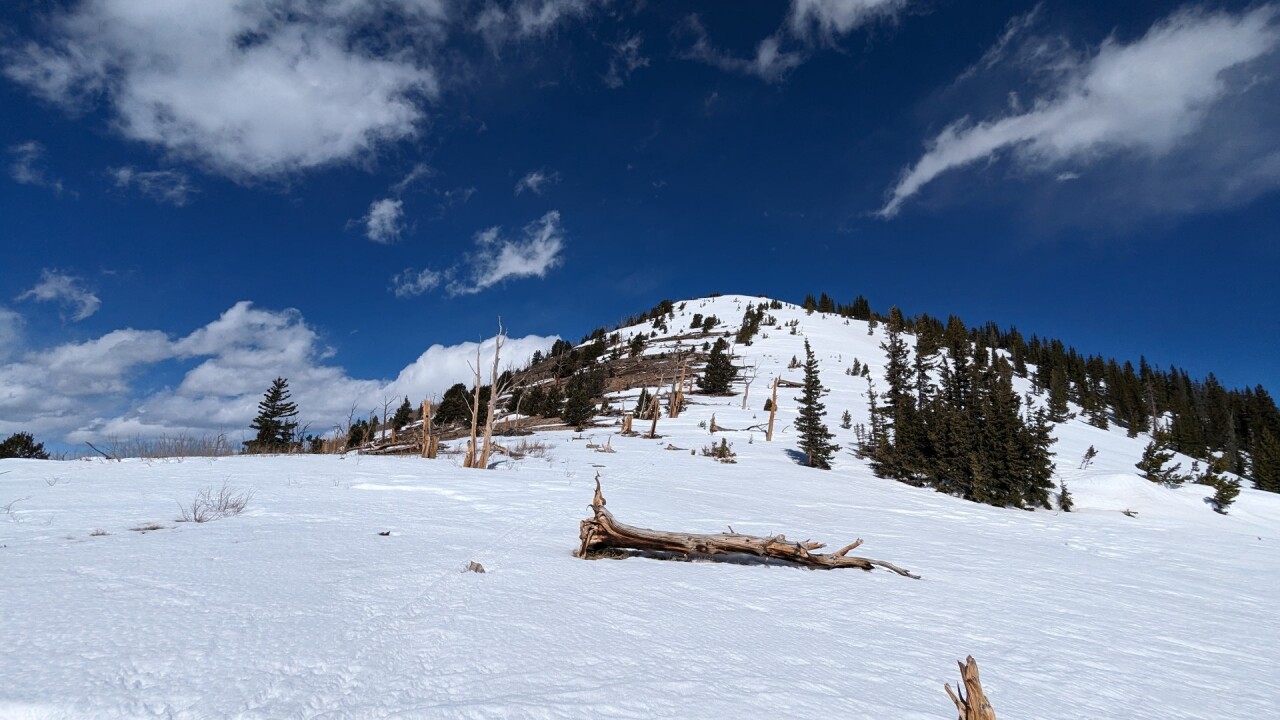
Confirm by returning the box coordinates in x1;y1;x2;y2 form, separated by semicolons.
2;0;1278;445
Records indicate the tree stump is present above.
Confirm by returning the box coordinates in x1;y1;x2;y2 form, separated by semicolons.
945;656;996;720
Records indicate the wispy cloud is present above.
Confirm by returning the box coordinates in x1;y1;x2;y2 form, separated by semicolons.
364;198;406;244
7;141;64;194
109;166;196;206
681;1;912;82
879;4;1280;219
449;211;566;295
3;1;441;180
603;33;650;88
390;267;442;298
391;163;435;194
514;168;561;196
475;0;601;48
16;269;101;321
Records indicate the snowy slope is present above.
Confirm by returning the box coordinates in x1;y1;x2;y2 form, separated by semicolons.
2;294;1278;719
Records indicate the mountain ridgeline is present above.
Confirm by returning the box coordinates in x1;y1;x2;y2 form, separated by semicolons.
534;292;1280;505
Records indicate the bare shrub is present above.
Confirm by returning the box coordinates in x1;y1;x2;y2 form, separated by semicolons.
89;528;109;536
700;438;737;464
176;482;254;523
101;433;235;460
509;439;550;459
130;523;166;532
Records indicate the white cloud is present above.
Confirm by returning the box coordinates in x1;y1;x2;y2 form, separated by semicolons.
514;168;560;196
7;141;64;193
16;269;101;321
364;198;407;244
475;0;600;46
4;1;440;180
109;166;196;206
880;5;1280;218
0;307;23;361
603;33;649;88
391;163;435;194
384;333;557;402
391;267;443;298
449;211;566;295
786;0;908;42
683;1;911;82
0;299;556;444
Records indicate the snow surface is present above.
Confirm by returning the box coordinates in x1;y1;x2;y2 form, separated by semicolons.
3;294;1278;718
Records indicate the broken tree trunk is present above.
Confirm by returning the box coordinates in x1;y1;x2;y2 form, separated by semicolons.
766;376;779;441
945;656;996;720
576;478;918;577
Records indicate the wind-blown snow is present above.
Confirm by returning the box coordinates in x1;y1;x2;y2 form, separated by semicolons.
2;295;1277;718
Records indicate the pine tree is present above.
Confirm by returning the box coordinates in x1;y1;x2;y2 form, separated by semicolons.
840;409;852;429
1047;367;1071;422
0;432;49;459
1251;429;1280;493
697;338;735;394
1201;457;1240;514
391;397;414;430
561;384;597;428
1136;435;1182;486
246;377;299;453
1058;481;1074;512
795;340;838;469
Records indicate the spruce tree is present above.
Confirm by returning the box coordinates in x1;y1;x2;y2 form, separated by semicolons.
561;384;596;428
246;377;299;453
1252;429;1280;493
0;432;49;459
795;340;838;469
697;338;735;394
1047;367;1071;422
391;397;414;431
1135;435;1182;486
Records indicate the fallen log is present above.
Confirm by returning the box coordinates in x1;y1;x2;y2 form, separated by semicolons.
575;477;919;577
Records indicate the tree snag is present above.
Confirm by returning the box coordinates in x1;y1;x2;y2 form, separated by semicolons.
576;477;918;577
945;656;996;720
766;376;779;441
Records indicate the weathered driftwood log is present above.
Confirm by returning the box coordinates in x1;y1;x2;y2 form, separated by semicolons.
945;656;996;720
575;478;919;577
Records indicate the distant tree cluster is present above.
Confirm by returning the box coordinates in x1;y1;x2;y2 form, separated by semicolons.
858;313;1056;509
799;290;1280;494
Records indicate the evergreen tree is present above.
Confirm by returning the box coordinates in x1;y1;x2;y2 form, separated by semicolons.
1135;435;1183;486
391;397;414;431
795;340;838;469
1201;457;1240;514
561;384;597;428
1047;367;1071;422
0;432;49;459
1252;429;1280;493
840;409;852;429
697;338;735;394
245;377;299;453
435;383;472;425
1058;481;1074;512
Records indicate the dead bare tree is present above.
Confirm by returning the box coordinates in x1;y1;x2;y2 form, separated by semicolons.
647;389;663;439
740;361;759;410
766;376;779;441
464;343;483;468
478;319;508;469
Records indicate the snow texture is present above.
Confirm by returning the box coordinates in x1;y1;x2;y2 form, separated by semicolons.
2;295;1277;718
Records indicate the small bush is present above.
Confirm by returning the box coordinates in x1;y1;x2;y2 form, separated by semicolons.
509;439;550;459
700;438;737;464
177;482;254;523
90;528;109;536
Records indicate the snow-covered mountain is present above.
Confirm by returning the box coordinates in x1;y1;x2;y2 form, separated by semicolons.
3;294;1277;718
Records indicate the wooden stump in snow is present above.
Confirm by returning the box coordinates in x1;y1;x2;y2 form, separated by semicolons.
945;656;996;720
